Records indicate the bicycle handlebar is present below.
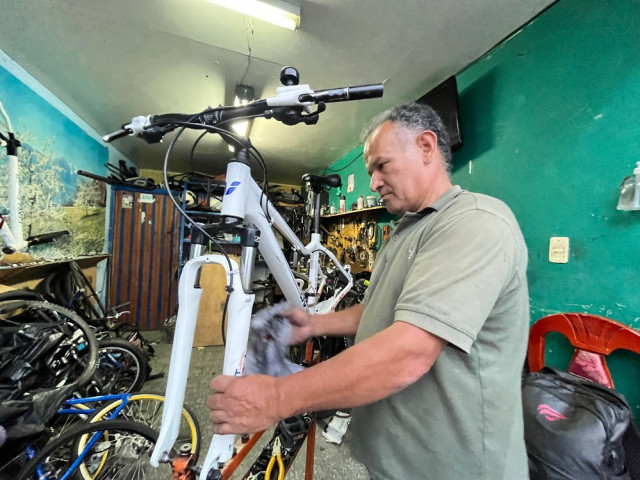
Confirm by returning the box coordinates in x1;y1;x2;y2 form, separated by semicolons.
102;127;132;143
298;84;384;103
103;69;383;144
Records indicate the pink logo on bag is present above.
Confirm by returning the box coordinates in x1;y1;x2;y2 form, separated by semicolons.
537;404;567;421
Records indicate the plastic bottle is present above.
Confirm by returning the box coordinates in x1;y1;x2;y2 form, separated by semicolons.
357;195;365;210
633;163;640;209
339;196;346;213
617;161;640;210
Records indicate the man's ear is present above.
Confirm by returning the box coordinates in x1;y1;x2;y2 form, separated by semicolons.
417;130;439;164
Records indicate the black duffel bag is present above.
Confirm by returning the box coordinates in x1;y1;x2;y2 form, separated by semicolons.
523;367;640;480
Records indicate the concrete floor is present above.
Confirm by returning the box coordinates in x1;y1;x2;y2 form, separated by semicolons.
141;331;369;480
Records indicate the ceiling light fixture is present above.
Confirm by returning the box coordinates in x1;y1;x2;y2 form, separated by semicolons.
207;0;301;31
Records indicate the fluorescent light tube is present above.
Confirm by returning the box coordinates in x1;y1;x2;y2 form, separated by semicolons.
208;0;301;31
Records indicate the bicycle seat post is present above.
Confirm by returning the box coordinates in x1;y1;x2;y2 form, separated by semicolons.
312;184;323;235
302;173;342;233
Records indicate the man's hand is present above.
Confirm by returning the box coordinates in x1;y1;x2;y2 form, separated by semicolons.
207;374;282;434
283;308;314;345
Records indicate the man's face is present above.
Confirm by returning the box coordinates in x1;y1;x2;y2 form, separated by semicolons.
364;121;426;215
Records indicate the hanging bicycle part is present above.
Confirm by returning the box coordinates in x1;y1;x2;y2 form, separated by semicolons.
0;101;69;255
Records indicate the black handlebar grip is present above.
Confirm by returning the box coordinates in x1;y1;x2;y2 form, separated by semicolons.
298;84;384;104
346;84;384;100
102;128;132;143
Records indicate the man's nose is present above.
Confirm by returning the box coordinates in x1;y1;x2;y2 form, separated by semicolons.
370;172;383;192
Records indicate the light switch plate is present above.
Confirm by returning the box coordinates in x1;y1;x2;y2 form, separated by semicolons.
549;236;569;263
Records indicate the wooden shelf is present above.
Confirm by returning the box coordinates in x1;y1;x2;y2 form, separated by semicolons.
321;205;386;219
0;254;110;286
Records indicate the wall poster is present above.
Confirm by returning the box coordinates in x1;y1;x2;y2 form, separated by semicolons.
0;63;109;260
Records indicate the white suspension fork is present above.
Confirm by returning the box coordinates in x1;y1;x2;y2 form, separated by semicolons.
150;255;255;470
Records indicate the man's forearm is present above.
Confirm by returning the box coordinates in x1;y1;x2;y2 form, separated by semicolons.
311;303;364;337
275;320;446;418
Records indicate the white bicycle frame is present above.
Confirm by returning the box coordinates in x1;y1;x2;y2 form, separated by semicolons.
0;101;28;253
150;159;352;476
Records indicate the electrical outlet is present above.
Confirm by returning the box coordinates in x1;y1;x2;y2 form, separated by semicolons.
549;237;569;263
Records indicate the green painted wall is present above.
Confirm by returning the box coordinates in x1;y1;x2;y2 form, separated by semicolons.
324;0;640;413
323;144;395;229
453;0;640;323
324;145;367;210
452;0;640;413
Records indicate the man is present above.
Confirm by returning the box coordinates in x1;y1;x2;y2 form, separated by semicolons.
207;103;530;479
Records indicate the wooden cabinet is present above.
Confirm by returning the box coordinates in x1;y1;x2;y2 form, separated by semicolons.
109;188;180;330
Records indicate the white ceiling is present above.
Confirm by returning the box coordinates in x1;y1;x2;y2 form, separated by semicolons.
0;0;554;185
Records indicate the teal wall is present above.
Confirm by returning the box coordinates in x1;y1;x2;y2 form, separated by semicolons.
323;144;395;232
452;0;640;412
324;0;640;412
453;0;640;324
324;145;368;210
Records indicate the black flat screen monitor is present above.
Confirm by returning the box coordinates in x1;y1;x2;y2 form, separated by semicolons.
416;75;462;151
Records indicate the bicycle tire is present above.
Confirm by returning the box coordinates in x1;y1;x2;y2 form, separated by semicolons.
35;270;61;305
51;269;72;309
90;338;149;395
0;289;45;304
89;393;200;457
60;267;76;308
68;262;106;322
16;419;171;480
0;300;99;393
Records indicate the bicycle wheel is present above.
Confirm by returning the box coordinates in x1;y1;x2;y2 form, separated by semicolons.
90;393;200;457
112;323;155;358
49;402;93;439
87;338;149;395
17;419;171;480
0;300;99;393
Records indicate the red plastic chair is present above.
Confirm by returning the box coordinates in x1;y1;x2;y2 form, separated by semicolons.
527;313;640;387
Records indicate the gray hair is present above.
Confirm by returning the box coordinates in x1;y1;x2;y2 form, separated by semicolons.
361;102;452;167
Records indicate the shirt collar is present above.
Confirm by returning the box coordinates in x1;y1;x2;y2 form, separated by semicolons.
396;185;463;225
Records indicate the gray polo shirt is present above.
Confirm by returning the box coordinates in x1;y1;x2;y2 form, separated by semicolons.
350;185;529;480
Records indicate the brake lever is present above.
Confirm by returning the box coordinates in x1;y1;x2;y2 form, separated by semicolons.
139;125;171;144
270;103;326;126
301;103;326;125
